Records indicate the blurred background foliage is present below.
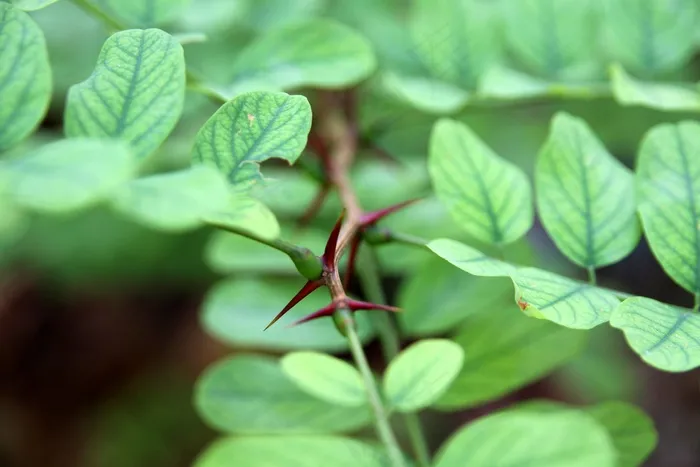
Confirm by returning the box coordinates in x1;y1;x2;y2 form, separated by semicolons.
2;0;700;466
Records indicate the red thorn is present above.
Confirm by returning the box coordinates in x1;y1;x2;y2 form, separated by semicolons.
343;236;361;286
359;198;421;227
264;279;323;330
287;303;337;328
323;210;345;268
346;299;401;313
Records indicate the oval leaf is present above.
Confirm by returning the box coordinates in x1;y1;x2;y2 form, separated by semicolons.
427;239;516;277
9;0;60;11
610;296;700;372
196;435;386;467
380;72;471;115
537;112;640;269
610;63;700;112
512;267;621;329
202;194;280;241
637;121;700;296
383;339;464;412
437;306;587;409
434;408;616;467
191;91;312;191
229;19;376;94
281;351;366;407
429;119;533;245
200;278;374;352
82;0;189;27
65;28;186;160
1;139;135;213
502;0;598;79
0;3;52;151
195;355;372;434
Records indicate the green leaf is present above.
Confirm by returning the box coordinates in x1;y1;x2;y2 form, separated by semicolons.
399;256;513;336
602;0;698;76
536;112;640;268
195;435;386;467
438;306;587;409
511;267;620;329
429;119;533;245
65;29;186;160
245;0;325;32
8;0;59;11
281;352;366;407
380;72;470;115
1;139;136;213
203;195;280;241
0;194;27;254
610;296;700;372
610;63;700;112
191;91;312;191
434;408;616;467
228;19;376;95
0;3;52;152
477;66;550;100
409;0;499;89
201;278;374;352
636;121;700;295
586;402;658;467
427;239;516;277
111;166;229;232
502;0;598;79
383;339;464;412
83;0;190;27
195;355;372;434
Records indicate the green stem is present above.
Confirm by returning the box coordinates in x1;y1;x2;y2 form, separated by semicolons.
339;309;406;467
587;266;597;285
357;248;431;467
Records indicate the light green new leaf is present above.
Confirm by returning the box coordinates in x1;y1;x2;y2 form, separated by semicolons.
65;29;186;160
0;3;52;151
195;355;372;434
537;112;640;268
195;435;386;467
380;72;470;115
611;297;700;372
9;0;59;11
399;256;513;336
191;91;312;191
610;63;700;112
229;19;376;95
281;352;366;407
511;268;620;329
203;195;280;241
502;0;598;79
201;278;373;352
409;0;500;89
636;121;700;295
83;0;190;27
384;339;464;412
438;306;586;409
429;119;533;245
587;402;658;467
427;239;517;277
434;408;616;467
111;166;229;232
602;0;698;76
477;66;550;100
1;139;135;213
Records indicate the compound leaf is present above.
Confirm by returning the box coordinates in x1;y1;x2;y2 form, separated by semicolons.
83;0;190;27
195;355;372;434
65;29;186;160
511;267;620;329
281;352;366;407
611;296;700;372
383;339;464;412
536;112;640;268
195;435;386;467
437;306;586;409
191;91;311;191
610;63;700;112
1;138;135;213
229;19;376;95
427;239;516;277
429;119;533;245
434;408;615;467
0;3;52;151
636;121;700;295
